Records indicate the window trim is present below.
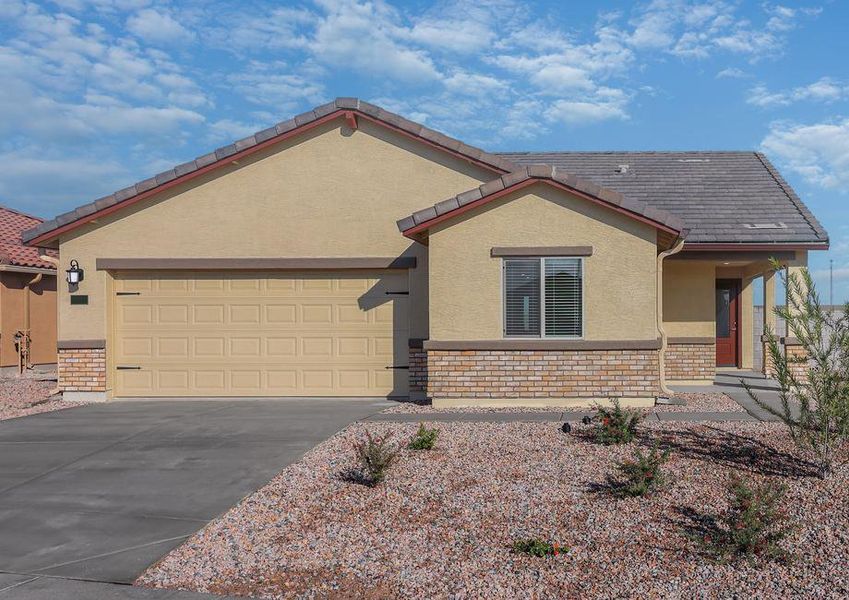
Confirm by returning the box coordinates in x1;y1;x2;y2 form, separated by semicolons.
502;256;584;340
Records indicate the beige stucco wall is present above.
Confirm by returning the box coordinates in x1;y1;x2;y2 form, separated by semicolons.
428;183;659;341
56;116;495;342
662;261;715;338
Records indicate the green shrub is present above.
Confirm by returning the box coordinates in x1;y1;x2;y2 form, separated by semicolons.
696;475;794;563
592;398;642;445
408;423;439;450
511;538;567;557
352;431;398;486
745;260;849;478
615;442;671;497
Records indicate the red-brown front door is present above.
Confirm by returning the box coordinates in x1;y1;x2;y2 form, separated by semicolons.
715;279;740;367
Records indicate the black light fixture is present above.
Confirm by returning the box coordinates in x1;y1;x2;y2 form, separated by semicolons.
66;260;83;285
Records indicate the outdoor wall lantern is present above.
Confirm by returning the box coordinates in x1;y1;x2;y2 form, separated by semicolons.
66;260;83;286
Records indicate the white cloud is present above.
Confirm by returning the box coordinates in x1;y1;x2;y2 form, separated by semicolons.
716;67;747;78
308;0;441;83
747;77;847;107
227;62;325;110
622;1;818;60
761;119;849;189
206;119;261;144
443;71;508;96
126;8;195;45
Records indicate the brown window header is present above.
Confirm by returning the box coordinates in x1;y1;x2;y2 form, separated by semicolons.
491;246;593;258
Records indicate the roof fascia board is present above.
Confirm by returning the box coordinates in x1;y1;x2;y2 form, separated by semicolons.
683;242;829;251
402;178;682;239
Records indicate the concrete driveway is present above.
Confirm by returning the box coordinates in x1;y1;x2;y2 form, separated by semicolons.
0;398;390;595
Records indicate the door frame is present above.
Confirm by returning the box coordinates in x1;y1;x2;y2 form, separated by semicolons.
715;278;741;368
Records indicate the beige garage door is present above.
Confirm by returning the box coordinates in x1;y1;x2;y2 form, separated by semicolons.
112;271;409;397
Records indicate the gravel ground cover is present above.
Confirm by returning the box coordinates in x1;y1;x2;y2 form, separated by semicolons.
0;376;86;421
654;391;745;413
139;420;847;599
381;391;744;414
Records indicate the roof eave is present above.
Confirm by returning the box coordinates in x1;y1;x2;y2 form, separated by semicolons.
683;242;829;251
23;99;517;248
399;170;684;240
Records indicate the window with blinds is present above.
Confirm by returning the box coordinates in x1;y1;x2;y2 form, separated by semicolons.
504;257;582;338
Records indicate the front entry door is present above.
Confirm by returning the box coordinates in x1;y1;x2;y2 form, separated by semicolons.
715;279;740;367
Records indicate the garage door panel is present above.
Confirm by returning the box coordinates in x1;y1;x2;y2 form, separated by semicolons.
114;271;408;397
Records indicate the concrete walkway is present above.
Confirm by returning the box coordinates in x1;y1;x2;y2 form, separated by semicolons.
671;370;791;421
0;398;391;599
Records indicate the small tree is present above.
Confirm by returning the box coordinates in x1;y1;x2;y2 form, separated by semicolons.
745;259;849;477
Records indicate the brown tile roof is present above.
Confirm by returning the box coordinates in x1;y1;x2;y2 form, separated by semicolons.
397;164;687;237
499;151;828;245
22;100;827;248
0;206;57;270
22;98;516;246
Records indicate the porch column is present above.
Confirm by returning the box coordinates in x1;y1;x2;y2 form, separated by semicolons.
784;252;809;382
740;276;754;370
762;268;776;377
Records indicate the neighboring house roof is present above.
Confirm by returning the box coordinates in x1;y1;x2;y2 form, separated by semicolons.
499;151;828;246
0;206;57;271
22;100;827;249
23;98;516;247
397;165;686;241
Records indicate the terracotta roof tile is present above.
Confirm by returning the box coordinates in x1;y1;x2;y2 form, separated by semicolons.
0;206;57;270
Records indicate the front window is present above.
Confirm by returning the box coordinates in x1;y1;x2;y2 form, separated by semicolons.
504;257;583;338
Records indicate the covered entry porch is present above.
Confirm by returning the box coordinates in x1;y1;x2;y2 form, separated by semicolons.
662;247;809;385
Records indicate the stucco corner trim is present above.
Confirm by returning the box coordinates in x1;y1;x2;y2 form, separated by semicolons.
490;246;593;257
58;339;106;350
667;337;716;345
96;257;417;271
423;339;662;351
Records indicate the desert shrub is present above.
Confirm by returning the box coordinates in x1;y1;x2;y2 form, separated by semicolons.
408;423;439;450
592;398;642;445
511;538;566;557
746;260;849;478
352;431;398;486
614;442;671;497
696;475;794;563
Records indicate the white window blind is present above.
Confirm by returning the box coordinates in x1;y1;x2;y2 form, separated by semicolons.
504;259;540;336
504;257;582;338
544;258;582;337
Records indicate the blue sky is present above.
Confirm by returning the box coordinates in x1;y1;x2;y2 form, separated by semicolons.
1;0;847;300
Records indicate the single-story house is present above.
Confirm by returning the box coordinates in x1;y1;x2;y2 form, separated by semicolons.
0;206;57;373
22;99;828;406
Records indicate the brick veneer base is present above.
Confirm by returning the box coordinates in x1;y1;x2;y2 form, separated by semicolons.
785;344;809;383
409;348;427;394
58;348;106;392
665;342;715;381
426;348;660;400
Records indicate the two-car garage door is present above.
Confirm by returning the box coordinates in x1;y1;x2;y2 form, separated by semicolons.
112;271;409;397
